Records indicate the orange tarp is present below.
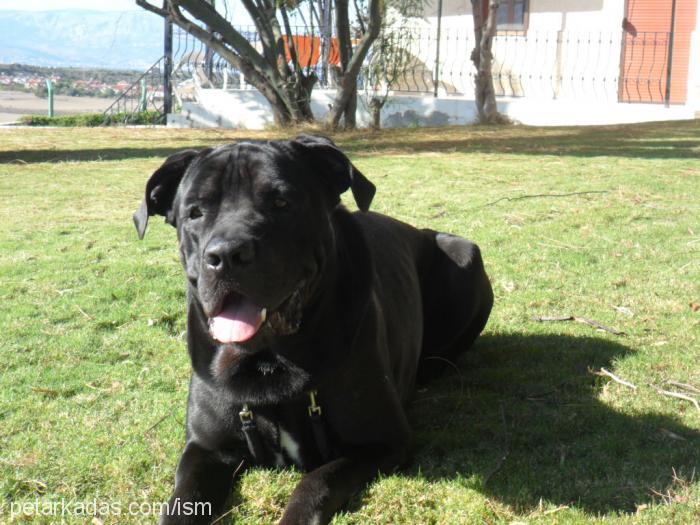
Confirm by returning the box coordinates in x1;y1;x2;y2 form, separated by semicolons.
283;36;341;67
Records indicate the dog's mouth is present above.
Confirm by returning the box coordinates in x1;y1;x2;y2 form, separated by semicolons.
207;282;306;344
208;294;267;344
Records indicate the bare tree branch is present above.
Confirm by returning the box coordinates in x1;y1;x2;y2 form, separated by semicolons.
135;0;169;17
353;0;366;34
137;0;380;128
593;368;638;390
327;0;382;127
470;0;508;123
651;385;700;412
167;3;290;118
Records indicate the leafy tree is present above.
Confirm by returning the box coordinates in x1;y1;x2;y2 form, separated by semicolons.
360;0;425;129
470;0;508;123
136;0;382;129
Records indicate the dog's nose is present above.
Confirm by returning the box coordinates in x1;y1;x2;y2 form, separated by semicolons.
204;238;255;271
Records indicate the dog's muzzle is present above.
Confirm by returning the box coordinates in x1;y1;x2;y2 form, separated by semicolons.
207;281;307;344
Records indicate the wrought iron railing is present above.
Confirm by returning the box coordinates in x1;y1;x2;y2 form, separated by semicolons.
619;31;671;103
167;25;672;104
364;27;671;104
102;56;167;124
103;24;673;123
168;25;332;96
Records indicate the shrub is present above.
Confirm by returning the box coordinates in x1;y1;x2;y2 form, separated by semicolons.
19;111;164;127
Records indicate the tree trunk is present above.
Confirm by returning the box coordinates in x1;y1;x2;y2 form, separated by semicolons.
326;0;382;129
369;96;383;129
318;0;333;86
137;0;315;126
470;0;508;124
344;87;357;128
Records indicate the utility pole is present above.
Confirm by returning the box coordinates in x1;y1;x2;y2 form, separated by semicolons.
204;0;216;83
163;1;173;115
434;0;443;97
319;0;332;86
46;79;54;118
664;0;677;106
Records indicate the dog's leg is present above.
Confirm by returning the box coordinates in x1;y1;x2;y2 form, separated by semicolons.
278;448;407;525
160;441;243;525
417;232;494;382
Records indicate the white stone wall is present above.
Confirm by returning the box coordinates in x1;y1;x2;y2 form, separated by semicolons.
421;0;624;30
167;88;696;130
688;2;700;111
166;0;699;129
413;0;628;101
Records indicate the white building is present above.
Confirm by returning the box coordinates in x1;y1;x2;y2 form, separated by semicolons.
168;0;700;128
383;0;700;125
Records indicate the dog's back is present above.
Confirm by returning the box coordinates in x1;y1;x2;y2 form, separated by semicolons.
351;210;494;390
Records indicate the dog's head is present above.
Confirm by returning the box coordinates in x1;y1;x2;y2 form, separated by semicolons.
133;135;374;382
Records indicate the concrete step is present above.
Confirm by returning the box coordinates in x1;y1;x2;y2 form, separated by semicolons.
166;112;196;128
182;102;228;127
166;90;275;129
167;102;230;128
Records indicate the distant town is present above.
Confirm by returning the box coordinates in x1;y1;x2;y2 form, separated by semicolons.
0;63;145;99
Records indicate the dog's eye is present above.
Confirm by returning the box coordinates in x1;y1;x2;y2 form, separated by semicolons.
273;197;288;209
188;206;203;220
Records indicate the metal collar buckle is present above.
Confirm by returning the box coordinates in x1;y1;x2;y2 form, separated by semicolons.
308;390;322;417
239;404;253;424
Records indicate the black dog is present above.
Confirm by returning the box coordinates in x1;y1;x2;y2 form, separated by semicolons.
133;135;493;524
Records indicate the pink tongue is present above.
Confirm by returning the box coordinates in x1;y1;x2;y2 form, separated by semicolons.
209;297;265;344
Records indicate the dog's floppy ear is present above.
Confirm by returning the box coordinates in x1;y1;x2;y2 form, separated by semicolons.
294;134;376;212
133;149;202;239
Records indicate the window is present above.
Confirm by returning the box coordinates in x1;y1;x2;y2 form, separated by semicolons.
495;0;528;31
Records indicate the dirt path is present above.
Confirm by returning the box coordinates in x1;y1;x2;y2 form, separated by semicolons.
0;91;112;123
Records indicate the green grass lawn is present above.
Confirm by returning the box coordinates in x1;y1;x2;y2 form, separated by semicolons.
0;121;698;524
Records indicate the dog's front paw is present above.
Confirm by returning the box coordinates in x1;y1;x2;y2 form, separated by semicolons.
279;508;324;525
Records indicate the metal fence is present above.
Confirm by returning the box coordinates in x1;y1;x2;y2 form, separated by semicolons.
365;27;671;104
104;24;673;123
102;56;167;123
619;31;671;103
169;25;333;98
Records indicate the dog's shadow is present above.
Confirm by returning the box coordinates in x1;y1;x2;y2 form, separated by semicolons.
400;333;700;515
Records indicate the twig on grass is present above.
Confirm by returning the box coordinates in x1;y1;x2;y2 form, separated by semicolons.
31;386;61;397
539;236;583;252
532;315;624;336
663;380;700;395
527;502;570;518
144;412;172;436
483;403;510;487
75;304;93;320
417;356;467;453
209;460;247;525
475;190;609;210
576;316;625;336
659;428;687;441
593;367;638;390
209;502;242;525
651;385;700;412
532;315;575;322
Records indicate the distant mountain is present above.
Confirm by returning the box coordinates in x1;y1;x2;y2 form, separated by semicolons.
0;10;163;70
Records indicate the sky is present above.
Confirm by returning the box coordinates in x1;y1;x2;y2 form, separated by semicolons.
0;0;252;22
0;0;141;10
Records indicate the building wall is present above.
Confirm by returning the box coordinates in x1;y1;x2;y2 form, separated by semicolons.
621;0;698;104
690;1;700;110
409;0;628;101
167;88;697;130
414;0;698;107
421;0;624;31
